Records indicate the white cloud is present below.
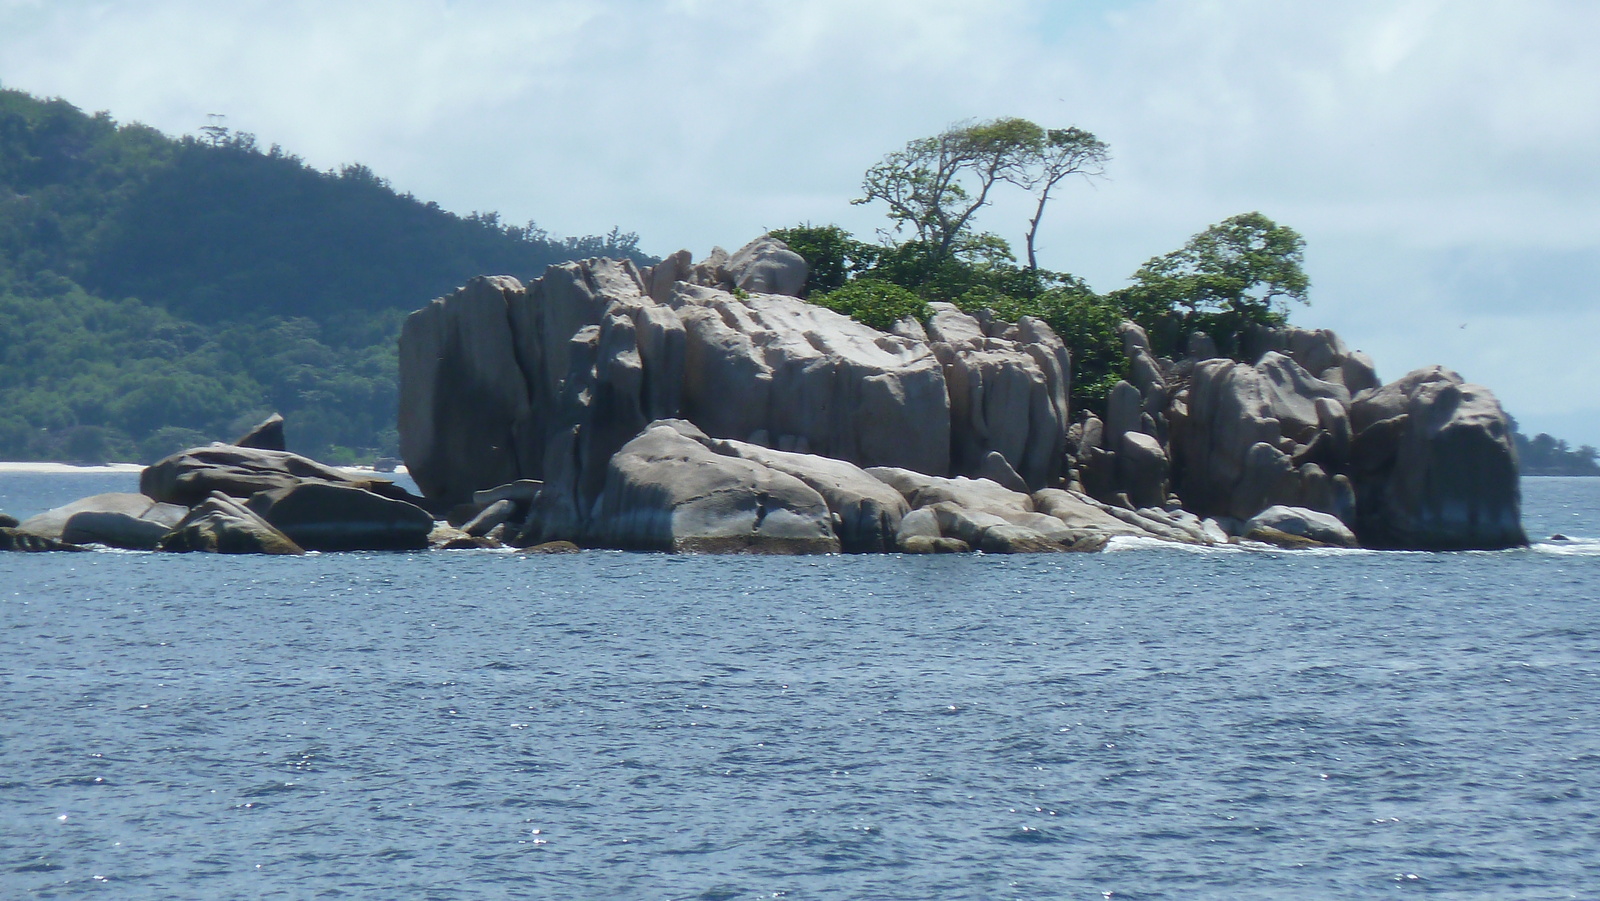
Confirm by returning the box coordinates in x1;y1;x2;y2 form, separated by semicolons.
2;0;1596;442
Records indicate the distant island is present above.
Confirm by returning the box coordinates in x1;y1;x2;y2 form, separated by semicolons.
1513;425;1600;476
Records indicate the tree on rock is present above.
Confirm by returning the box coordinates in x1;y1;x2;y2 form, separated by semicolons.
854;118;1043;269
1010;126;1109;270
1114;211;1309;356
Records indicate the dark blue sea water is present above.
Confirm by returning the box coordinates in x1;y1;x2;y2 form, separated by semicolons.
3;473;1598;900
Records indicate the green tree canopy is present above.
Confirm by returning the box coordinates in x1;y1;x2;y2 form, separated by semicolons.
1113;211;1308;356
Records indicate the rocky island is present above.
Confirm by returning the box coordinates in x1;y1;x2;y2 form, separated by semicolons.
3;234;1524;555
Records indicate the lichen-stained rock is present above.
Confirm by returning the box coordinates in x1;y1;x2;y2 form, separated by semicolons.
159;492;303;555
141;445;415;508
244;482;434;552
1349;366;1525;550
923;304;1069;489
398;275;533;508
701;436;910;553
586;420;840;554
668;283;950;477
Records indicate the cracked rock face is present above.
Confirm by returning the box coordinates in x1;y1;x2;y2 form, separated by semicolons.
1348;366;1526;550
397;236;1070;531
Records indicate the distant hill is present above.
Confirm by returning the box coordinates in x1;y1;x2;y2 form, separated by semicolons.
0;85;650;464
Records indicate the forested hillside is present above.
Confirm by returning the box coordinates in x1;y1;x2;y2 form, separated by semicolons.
0;86;647;463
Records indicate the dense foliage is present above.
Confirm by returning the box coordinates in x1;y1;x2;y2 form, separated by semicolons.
778;119;1313;413
0;86;646;463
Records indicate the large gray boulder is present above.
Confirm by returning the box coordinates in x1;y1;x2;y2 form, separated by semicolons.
19;493;174;541
1171;351;1351;520
584;420;840;553
722;235;808;296
160;493;303;555
398;275;535;507
245;482;434;551
63;502;187;550
1244;505;1358;548
668;283;950;477
701;437;910;553
923;304;1070;489
141;445;413;508
1349;366;1525;549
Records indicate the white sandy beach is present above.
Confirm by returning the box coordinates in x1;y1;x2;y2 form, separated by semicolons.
0;461;146;473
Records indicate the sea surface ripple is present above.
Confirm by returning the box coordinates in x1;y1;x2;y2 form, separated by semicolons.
1;473;1598;899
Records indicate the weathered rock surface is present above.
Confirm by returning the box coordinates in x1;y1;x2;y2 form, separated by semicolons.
245;482;434;551
1348;366;1525;549
721;235;808;296
397;274;536;507
63;504;187;550
923;304;1070;489
142;445;414;508
702;437;909;553
1;512;19;529
1244;505;1358;548
1172;351;1351;520
19;493;171;541
160;493;303;555
670;283;949;476
1;528;87;552
234;413;287;451
584;421;840;553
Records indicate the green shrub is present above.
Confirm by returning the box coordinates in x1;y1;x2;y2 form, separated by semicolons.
808;279;930;332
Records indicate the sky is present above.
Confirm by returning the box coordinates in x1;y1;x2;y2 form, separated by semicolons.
2;0;1596;445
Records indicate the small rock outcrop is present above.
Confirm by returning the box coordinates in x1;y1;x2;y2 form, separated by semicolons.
234;413;288;451
142;445;417;508
1;528;87;552
1244;505;1358;548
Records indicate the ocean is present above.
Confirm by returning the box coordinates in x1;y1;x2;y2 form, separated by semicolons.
2;471;1598;899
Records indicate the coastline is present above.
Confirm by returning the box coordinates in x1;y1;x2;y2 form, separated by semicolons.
0;461;409;476
0;461;146;474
